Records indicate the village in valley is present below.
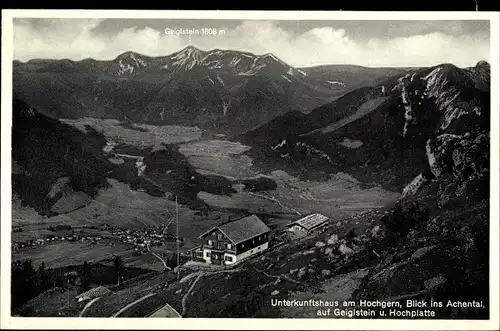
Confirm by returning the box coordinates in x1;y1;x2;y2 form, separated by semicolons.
13;209;335;268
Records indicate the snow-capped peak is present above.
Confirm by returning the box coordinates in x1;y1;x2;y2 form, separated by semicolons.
112;47;294;77
261;53;281;63
115;52;148;76
170;46;207;70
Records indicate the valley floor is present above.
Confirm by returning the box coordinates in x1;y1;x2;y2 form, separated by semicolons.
13;121;400;272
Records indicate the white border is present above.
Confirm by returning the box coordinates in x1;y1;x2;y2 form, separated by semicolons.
1;10;499;331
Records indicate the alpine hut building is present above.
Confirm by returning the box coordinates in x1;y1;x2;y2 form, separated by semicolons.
287;213;329;236
191;214;271;265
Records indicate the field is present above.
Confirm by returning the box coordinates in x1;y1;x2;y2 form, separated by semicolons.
198;168;399;223
61;118;203;148
175;139;399;223
267;171;400;218
178;140;251;156
184;155;256;179
178;140;257;179
197;191;289;215
12;240;133;269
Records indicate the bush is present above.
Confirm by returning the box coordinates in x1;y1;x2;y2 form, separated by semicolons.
240;177;278;192
47;224;72;232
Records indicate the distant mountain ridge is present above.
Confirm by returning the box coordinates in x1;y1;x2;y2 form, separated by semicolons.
13;46;410;134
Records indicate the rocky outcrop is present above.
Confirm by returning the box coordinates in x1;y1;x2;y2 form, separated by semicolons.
352;63;490;318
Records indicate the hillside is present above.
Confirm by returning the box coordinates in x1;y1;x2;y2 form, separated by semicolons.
13;47;406;134
11;98;239;215
12;97;115;215
241;61;490;191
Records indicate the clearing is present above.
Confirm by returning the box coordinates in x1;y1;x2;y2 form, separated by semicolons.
178;140;256;179
61;118;203;148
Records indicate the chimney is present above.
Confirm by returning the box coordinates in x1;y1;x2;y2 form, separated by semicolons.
221;214;229;223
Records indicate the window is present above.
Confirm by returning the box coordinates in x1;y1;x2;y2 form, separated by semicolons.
252;239;255;244
241;244;245;248
206;252;211;258
196;251;203;257
225;256;233;262
217;233;222;239
208;240;213;245
227;243;232;249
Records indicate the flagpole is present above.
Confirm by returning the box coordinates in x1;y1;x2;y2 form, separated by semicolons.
176;195;180;280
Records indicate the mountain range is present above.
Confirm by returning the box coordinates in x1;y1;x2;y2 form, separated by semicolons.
13;46;410;134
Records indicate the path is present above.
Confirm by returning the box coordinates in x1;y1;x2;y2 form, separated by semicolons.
111;293;156;317
181;272;205;316
147;245;172;271
247;192;302;216
79;297;101;317
178;268;242;316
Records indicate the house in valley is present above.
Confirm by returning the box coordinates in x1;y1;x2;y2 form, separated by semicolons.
287;213;329;236
190;214;271;265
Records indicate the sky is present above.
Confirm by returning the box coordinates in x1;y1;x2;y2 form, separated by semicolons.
13;18;490;68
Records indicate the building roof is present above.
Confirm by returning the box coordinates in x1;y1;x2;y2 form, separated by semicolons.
199;214;270;244
291;213;329;231
75;286;111;300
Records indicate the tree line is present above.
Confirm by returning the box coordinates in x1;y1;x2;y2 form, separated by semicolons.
11;255;127;313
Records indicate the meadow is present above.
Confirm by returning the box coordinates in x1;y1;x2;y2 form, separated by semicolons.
61;118;203;148
12;240;133;269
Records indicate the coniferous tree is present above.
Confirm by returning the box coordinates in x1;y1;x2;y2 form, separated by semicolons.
80;261;91;292
112;255;125;285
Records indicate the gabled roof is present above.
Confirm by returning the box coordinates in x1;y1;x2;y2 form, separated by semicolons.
291;213;329;231
199;214;270;244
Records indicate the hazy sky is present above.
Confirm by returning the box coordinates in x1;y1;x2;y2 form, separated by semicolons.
13;18;490;67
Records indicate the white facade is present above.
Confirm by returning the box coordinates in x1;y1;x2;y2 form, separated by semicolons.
223;252;237;265
202;248;212;263
200;242;269;265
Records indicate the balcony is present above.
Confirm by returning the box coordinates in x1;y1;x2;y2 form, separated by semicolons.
202;244;235;254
